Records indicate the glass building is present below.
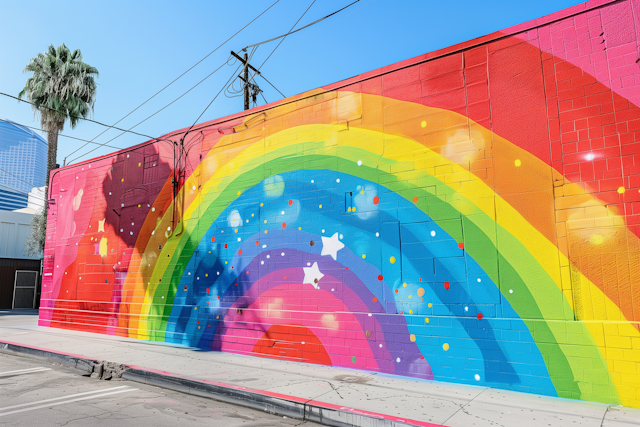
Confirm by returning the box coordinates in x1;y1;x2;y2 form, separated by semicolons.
0;118;47;211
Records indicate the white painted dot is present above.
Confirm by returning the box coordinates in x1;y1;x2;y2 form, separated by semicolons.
474;374;481;381
368;313;372;317
151;231;155;235
131;222;134;226
311;180;314;183
281;211;285;215
465;307;469;311
121;203;124;207
396;357;401;363
357;160;362;166
307;262;311;266
336;179;340;183
262;244;267;248
301;342;305;345
217;272;220;275
267;255;270;259
120;229;123;232
339;234;343;239
188;272;191;275
261;261;264;265
162;296;164;299
281;252;285;256
375;232;380;237
430;230;436;237
130;231;133;235
109;192;112;195
192;185;196;191
237;237;241;242
152;207;155;212
167;226;171;231
331;288;334;291
379;344;383;348
477;278;481;283
322;229;325;233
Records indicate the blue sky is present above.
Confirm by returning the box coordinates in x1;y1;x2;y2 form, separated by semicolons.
0;0;582;166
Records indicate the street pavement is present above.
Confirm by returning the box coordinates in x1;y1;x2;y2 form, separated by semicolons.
0;351;319;426
1;310;639;426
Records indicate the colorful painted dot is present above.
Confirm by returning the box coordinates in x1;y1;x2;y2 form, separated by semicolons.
319;204;322;209
288;199;293;205
443;343;449;351
410;334;416;342
237;191;241;196
477;313;483;320
402;282;407;288
514;159;521;167
394;289;399;293
373;297;377;302
373;196;380;205
238;249;243;255
390;256;396;264
378;275;384;281
282;222;287;229
417;288;425;297
224;243;228;249
618;186;626;194
412;196;418;203
458;242;464;249
444;281;450;290
421;120;427;128
425;318;429;323
352;356;356;363
362;254;366;259
428;303;432;308
256;240;259;245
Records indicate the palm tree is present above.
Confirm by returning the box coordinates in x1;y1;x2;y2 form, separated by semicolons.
19;43;99;186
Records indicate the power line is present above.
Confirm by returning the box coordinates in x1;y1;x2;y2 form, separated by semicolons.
241;0;316;103
258;74;286;98
19;123;123;150
1;91;160;141
67;57;238;164
243;0;359;50
258;0;316;72
63;0;281;162
187;62;244;133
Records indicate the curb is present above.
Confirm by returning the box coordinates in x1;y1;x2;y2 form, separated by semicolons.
0;340;443;427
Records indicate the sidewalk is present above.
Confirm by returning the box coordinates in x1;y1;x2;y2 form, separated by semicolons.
1;310;638;427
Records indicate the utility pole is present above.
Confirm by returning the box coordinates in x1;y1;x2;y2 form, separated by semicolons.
230;50;261;110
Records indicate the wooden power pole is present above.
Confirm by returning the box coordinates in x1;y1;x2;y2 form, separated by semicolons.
230;51;261;110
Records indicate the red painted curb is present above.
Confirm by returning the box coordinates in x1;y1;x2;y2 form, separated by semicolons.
1;340;446;426
126;363;445;427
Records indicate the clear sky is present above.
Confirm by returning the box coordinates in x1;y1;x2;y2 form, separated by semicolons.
0;0;583;167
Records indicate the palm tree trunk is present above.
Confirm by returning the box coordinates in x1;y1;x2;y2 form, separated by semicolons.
45;123;60;187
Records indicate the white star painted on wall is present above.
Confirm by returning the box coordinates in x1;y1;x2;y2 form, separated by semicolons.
303;262;324;289
321;232;344;261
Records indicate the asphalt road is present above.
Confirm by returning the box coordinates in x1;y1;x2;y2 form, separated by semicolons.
0;352;320;426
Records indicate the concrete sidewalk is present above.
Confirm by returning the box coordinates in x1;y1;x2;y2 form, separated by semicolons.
1;310;638;427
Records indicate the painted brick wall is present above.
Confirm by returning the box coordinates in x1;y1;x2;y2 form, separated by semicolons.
40;0;640;408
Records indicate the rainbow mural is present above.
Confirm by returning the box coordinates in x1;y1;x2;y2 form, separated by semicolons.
41;0;640;408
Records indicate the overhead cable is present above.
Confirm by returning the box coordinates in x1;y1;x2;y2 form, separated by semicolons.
17;123;123;150
1;91;159;141
64;0;281;161
243;0;359;50
67;57;238;164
